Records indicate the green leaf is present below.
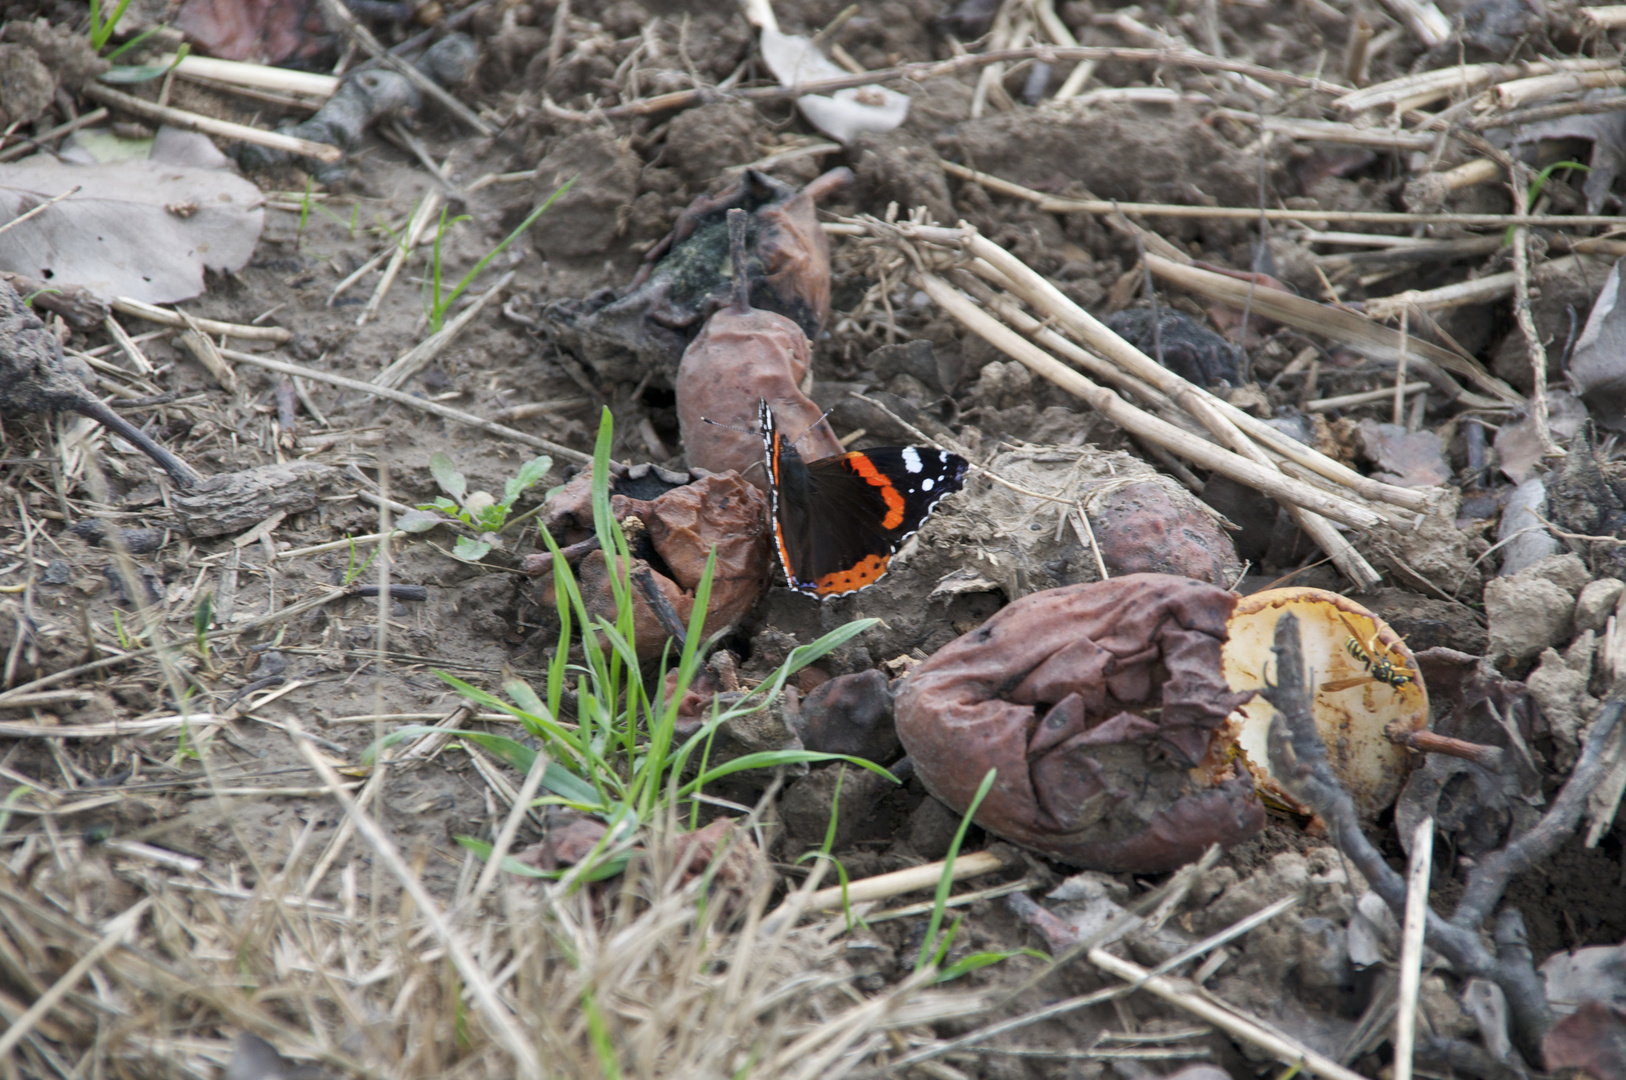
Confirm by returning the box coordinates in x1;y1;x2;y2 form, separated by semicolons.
678;752;897;798
430;451;466;503
100;62;176;82
936;949;1049;983
396;509;444;534
918;767;998;972
503;455;553;505
366;726;599;807
193;592;213;639
452;537;492;562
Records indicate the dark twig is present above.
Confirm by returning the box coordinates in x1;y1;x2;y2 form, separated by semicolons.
1263;612;1624;1060
1390;726;1505;770
632;565;687;648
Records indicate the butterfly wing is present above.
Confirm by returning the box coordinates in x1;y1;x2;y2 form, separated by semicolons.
779;447;968;599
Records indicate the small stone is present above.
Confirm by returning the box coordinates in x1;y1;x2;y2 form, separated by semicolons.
1575;578;1625;634
1485;575;1575;664
1520;552;1592;596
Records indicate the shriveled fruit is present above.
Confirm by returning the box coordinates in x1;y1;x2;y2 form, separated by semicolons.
1223;586;1428;817
895;574;1265;873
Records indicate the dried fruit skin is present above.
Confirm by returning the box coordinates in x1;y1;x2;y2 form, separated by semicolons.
542;470;770;660
895;574;1264;873
544;169;848;385
675;305;841;486
1090;481;1240;584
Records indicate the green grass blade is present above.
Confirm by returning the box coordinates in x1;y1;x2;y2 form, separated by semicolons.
917;767;997;972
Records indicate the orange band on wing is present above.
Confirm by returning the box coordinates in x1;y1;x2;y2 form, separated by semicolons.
843;452;906;530
814;553;892;596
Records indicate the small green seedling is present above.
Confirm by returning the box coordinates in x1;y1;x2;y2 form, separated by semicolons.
342;534;382;586
372;408;895;886
402;451;553;561
1505;160;1591;244
87;0;133;51
422;178;576;333
192;592;215;672
295;179;315;250
917;768;997;974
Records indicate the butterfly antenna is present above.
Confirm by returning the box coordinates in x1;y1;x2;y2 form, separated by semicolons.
727;207;750;315
792;406;837;449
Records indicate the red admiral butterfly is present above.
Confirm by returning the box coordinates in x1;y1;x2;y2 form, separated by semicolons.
760;399;968;599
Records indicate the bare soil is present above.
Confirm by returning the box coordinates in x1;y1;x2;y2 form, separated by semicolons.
2;0;1625;1076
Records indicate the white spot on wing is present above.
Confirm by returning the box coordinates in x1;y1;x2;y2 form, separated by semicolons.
922;477;935;491
903;447;922;473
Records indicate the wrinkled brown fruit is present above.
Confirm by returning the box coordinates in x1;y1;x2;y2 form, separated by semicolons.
544;168;850;385
541;467;770;661
895;574;1265;873
675;296;842;485
1090;481;1240;583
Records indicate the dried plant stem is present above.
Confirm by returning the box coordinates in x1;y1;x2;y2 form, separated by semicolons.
83;84;342;163
1308;382;1431;412
937;156;1626;228
1264;611;1626;1056
1146;255;1520;406
1336;57;1616;111
569;44;1344;120
219;348;592;464
1509;172;1565;460
1394;816;1433;1080
0;107;109;162
113;297;291;343
287;719;542;1080
374;270;516;390
160;53;340;97
935;232;1432;510
361;191;442;326
0;898;152;1060
0;184;80;239
786;849;1011;918
1366;256;1586;318
919;272;1383;529
1086;948;1367;1080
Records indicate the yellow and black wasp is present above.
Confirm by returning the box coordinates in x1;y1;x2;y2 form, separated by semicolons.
1318;613;1415;693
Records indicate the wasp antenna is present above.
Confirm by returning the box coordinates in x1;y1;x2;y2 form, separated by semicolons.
727;208;750;315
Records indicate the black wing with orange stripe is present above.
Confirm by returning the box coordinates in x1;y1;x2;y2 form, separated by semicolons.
761;400;968;600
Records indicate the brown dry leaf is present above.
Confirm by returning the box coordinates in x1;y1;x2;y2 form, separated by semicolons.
1356;419;1451;488
1544;1001;1626;1079
174;0;330;64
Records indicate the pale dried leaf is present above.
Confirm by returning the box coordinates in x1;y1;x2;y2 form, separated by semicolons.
0;157;264;303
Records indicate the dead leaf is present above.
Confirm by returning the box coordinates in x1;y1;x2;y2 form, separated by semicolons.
1567;258;1626;431
1357;419;1451;488
0;157;264;304
758;28;908;143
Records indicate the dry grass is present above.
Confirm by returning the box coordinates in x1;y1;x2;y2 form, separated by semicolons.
0;782;987;1079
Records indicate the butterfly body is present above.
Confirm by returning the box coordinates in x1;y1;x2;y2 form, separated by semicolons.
760;400;968;599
